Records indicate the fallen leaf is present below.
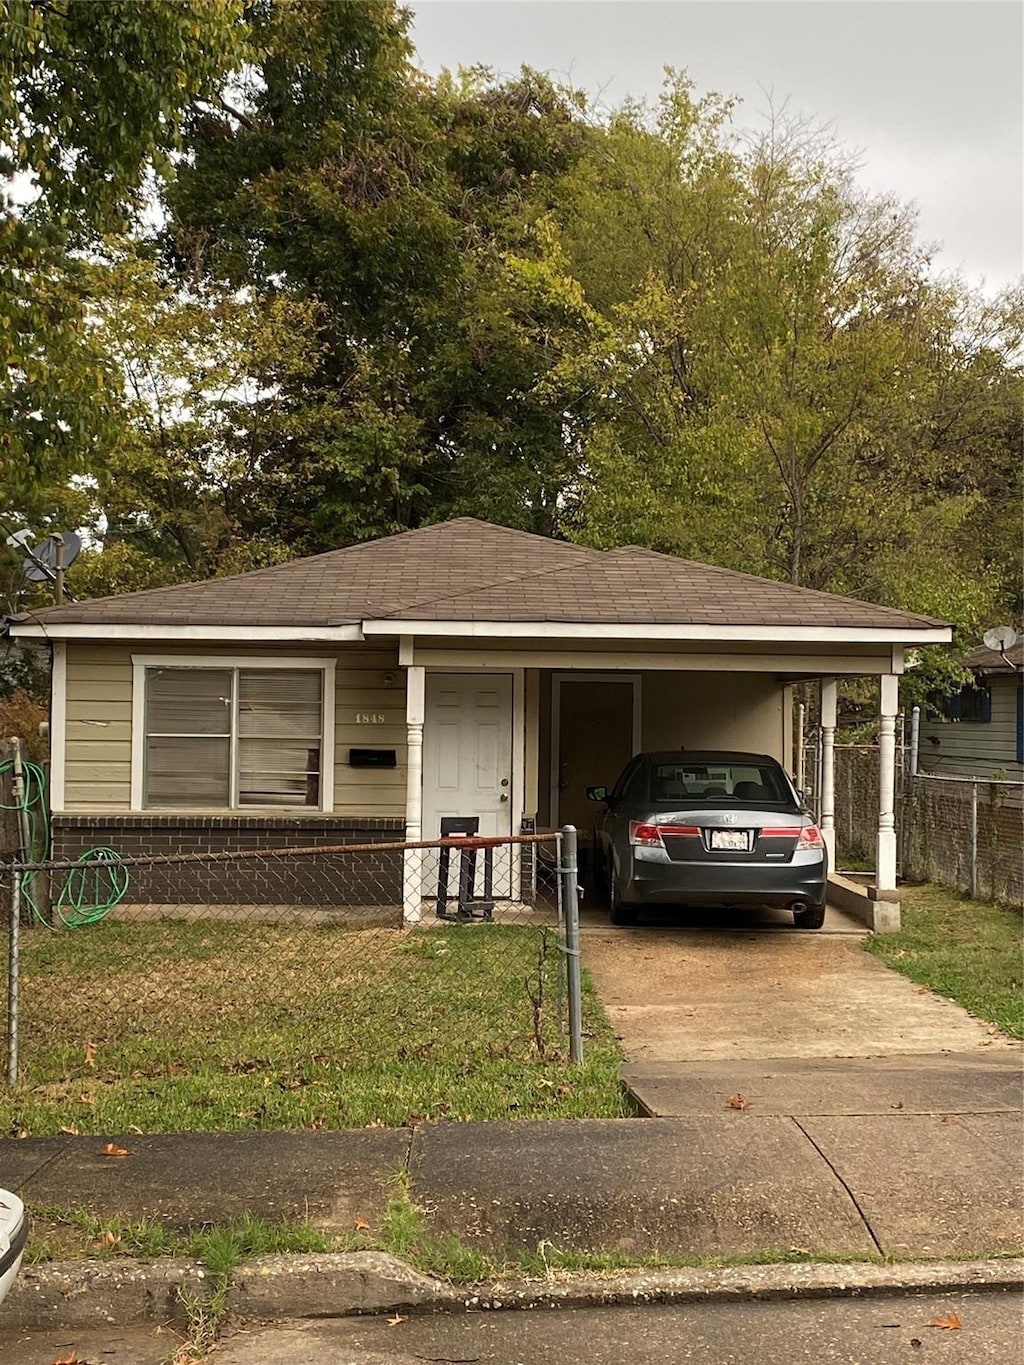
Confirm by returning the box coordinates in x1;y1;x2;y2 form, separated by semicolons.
940;1114;961;1126
59;1124;80;1136
84;1040;97;1067
927;1312;963;1330
128;1124;143;1134
915;986;930;994
354;1217;371;1232
726;1094;749;1110
51;1354;86;1364
100;1142;129;1158
386;1313;407;1327
93;1229;120;1251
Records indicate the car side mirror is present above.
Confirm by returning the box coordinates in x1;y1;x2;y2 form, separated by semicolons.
586;785;608;803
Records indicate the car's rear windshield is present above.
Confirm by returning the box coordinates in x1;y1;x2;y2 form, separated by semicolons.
650;760;791;804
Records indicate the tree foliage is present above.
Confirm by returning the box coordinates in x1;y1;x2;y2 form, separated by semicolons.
1;3;1019;692
1;0;246;522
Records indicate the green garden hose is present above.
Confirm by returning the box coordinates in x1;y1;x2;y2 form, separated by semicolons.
53;846;130;928
1;759;129;927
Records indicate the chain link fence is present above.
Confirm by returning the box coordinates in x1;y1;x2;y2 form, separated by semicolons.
903;774;1023;906
1;830;585;1125
835;744;1023;906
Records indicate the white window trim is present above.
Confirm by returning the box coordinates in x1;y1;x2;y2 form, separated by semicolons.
131;654;336;813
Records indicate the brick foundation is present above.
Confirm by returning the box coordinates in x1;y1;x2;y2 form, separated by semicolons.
50;814;405;908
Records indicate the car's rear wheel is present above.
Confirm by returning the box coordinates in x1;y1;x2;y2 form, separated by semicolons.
793;901;826;930
609;868;637;926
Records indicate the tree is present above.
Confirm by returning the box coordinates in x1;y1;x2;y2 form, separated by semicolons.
555;77;1022;697
164;1;597;547
0;0;247;531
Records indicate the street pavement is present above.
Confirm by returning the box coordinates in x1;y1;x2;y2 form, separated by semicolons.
2;1289;1021;1364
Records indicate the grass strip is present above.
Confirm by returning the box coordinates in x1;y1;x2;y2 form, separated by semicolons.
1;921;629;1135
865;884;1023;1038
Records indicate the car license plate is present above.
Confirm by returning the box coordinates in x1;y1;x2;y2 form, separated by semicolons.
710;829;749;851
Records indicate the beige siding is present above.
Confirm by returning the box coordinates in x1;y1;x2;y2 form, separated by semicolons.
64;644;133;809
62;641;406;816
641;671;785;760
531;667;786;827
62;639;798;819
332;649;406;817
920;677;1023;779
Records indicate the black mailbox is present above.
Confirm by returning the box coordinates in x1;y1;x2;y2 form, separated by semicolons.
348;748;397;768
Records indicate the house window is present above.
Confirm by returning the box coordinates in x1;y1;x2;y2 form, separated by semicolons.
935;681;992;723
143;666;325;809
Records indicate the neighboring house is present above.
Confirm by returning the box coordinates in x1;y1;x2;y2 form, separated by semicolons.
919;640;1024;780
8;518;951;911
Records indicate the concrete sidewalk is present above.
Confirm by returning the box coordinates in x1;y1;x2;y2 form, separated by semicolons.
3;1053;1021;1265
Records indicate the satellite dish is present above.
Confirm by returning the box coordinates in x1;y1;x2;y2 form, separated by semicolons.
19;531;82;582
983;625;1018;653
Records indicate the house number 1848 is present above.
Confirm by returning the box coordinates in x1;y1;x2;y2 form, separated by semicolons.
355;712;386;724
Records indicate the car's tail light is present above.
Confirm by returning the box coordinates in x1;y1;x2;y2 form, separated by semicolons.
796;825;825;850
629;821;664;847
759;825;825;850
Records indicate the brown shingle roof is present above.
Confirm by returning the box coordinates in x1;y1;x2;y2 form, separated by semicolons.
14;517;948;632
965;639;1024;671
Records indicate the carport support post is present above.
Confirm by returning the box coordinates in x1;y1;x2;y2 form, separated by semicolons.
403;664;426;923
876;674;899;892
819;679;837;868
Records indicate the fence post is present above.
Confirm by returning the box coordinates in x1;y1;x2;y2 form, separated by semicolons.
969;781;979;900
560;825;583;1066
9;739;31;865
909;706;920;778
7;863;20;1085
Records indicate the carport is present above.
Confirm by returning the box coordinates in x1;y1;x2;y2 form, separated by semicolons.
377;525;953;909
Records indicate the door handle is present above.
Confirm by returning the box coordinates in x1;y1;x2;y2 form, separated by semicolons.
500;792;509;802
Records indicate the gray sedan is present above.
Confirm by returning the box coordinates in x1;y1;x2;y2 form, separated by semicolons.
588;750;827;928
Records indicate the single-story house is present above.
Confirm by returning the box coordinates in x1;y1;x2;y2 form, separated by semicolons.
9;518;951;918
919;639;1023;781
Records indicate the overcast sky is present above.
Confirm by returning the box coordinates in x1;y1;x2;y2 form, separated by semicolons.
409;0;1023;294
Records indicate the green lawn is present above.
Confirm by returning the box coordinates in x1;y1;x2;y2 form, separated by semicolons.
865;884;1023;1038
0;920;629;1136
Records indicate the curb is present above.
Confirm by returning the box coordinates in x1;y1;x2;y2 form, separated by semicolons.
5;1252;1022;1331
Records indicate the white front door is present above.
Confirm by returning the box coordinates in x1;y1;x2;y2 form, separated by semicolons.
422;673;514;899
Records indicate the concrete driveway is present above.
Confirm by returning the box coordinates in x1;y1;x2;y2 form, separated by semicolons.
580;903;1016;1064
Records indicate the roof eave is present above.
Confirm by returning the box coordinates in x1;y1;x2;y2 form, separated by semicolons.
8;622;365;642
362;620;953;645
8;618;954;647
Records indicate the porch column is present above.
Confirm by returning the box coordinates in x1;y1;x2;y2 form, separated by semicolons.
403;664;425;923
819;678;837;868
876;673;899;892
